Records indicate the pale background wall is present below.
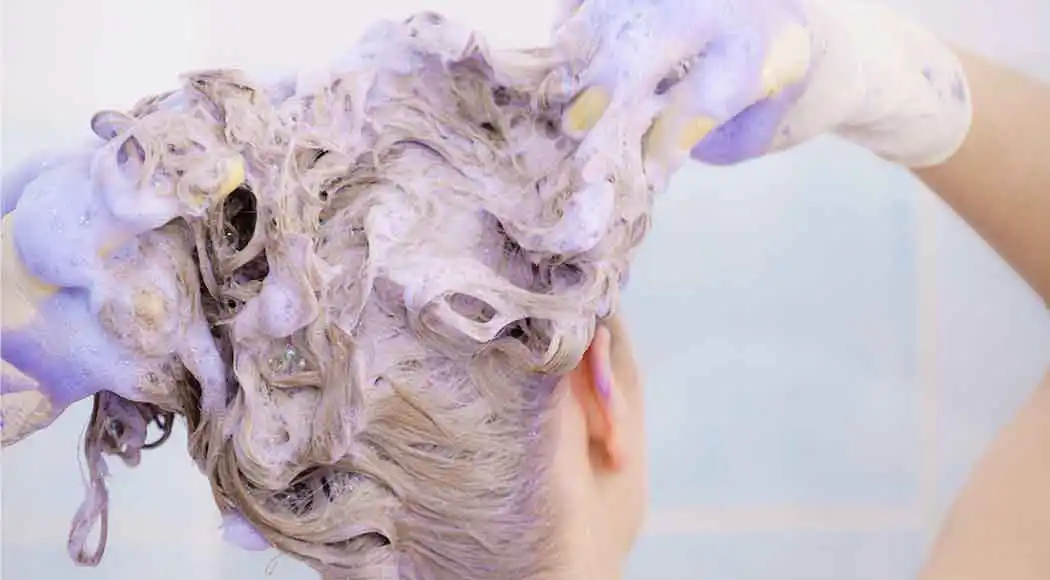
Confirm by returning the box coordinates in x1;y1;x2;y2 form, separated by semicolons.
2;0;1048;578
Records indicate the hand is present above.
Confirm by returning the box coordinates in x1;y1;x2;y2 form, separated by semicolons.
547;0;972;180
1;195;151;445
550;0;811;178
1;129;242;445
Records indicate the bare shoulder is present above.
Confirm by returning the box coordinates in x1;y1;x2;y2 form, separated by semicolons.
920;368;1050;580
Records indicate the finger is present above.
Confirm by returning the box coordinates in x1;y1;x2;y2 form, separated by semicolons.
1;388;59;447
2;217;149;408
691;24;812;164
644;23;812;172
540;0;607;113
221;511;272;551
2;152;70;217
2;212;58;330
96;153;245;258
757;22;812;102
217;155;247;200
2;360;39;395
559;43;700;140
550;3;710;137
563;85;613;137
642;37;760;178
691;83;806;165
551;0;585;33
1;361;57;448
2;302;147;409
546;0;601;70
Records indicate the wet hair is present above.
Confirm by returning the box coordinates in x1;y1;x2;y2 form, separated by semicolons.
62;13;655;580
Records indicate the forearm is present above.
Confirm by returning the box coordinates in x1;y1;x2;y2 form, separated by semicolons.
915;51;1050;306
915;55;1050;577
788;4;1049;305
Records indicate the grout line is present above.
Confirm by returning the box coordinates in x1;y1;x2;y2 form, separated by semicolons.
916;189;941;547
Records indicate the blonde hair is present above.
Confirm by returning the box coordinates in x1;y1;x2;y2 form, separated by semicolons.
65;13;654;579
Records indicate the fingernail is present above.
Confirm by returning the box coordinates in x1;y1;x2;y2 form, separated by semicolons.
677;116;718;151
564;87;611;135
643;114;691;181
761;23;813;99
760;67;781;98
182;155;245;213
643;115;671;160
218;156;246;198
597;368;612;400
220;511;271;552
2;213;57;329
593;325;613;400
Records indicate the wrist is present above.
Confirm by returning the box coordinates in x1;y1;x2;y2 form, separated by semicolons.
790;0;973;167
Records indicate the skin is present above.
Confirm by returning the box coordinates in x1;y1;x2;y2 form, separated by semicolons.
550;314;648;580
550;50;1050;580
915;52;1050;307
0;10;1043;580
914;52;1050;580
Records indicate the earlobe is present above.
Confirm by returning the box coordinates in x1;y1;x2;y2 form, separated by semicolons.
570;323;628;471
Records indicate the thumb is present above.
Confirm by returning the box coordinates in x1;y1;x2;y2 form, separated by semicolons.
645;23;812;170
690;83;807;165
551;0;584;35
2;361;59;446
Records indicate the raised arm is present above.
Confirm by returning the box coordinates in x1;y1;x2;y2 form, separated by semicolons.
549;1;1050;578
549;1;1049;307
915;58;1050;578
920;368;1050;580
916;51;1050;305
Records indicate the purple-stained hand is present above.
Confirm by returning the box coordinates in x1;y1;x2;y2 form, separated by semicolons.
547;0;812;178
546;0;973;182
1;111;245;445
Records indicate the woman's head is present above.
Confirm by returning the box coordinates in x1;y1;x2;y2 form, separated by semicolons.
61;13;654;579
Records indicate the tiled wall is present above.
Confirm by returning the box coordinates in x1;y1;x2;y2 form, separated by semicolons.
3;1;1049;579
620;142;1050;580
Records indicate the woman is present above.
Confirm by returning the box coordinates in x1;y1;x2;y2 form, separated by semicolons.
550;0;1050;578
1;13;649;579
1;3;1047;580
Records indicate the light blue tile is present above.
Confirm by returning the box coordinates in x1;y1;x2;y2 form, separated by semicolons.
2;404;213;524
625;530;926;580
930;202;1050;518
1;543;218;580
622;142;923;506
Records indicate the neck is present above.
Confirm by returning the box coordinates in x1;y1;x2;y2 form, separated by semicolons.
554;477;626;580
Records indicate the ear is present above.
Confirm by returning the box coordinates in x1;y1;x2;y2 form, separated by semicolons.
567;323;629;471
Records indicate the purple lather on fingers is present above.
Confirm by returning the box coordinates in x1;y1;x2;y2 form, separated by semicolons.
690;82;804;165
